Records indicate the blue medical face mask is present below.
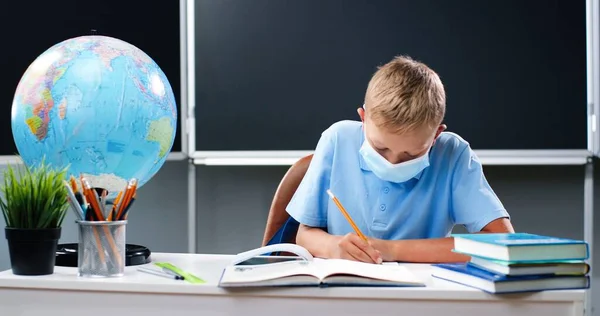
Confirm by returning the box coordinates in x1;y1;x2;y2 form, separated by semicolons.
359;135;430;183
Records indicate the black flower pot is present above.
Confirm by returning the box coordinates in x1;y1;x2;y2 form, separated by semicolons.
5;227;61;275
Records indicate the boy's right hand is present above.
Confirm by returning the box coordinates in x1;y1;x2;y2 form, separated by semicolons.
329;233;382;264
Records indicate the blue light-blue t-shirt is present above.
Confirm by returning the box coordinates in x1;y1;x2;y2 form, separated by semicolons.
286;120;510;240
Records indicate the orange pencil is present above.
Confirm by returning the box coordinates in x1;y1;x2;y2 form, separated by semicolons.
326;189;368;242
81;178;104;221
116;178;137;220
108;191;123;221
69;175;78;192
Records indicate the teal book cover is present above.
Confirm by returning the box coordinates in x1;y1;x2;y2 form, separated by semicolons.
451;233;587;246
451;233;589;262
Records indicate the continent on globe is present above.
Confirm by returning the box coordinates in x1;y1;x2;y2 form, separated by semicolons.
17;46;80;141
146;117;175;159
11;35;178;193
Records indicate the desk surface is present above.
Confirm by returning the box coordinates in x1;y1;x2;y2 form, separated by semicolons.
0;252;586;302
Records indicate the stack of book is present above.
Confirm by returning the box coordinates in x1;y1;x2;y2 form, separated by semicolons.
431;233;590;294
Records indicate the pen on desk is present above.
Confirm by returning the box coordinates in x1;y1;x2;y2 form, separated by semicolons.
161;267;185;280
154;262;205;284
326;189;368;242
138;267;184;280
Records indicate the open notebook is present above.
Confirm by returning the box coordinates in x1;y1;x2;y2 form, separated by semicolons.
218;243;425;288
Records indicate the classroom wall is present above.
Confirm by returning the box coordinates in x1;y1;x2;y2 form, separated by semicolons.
0;160;596;312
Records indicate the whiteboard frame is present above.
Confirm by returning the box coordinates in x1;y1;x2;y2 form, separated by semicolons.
191;150;591;166
186;0;196;156
0;152;187;166
589;0;600;157
178;0;189;158
585;2;597;316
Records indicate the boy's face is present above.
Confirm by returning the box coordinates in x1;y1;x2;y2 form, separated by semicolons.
358;107;446;164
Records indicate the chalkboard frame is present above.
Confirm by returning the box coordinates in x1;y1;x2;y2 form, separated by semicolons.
186;0;597;166
590;0;600;158
175;0;190;159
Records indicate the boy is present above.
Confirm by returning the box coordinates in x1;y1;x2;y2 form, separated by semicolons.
285;55;514;264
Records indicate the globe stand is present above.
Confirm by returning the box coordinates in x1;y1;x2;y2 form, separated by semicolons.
55;243;151;267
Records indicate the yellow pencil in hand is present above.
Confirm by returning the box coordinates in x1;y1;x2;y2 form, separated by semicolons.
326;189;368;242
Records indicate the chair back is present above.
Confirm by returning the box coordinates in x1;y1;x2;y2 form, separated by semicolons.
262;154;313;246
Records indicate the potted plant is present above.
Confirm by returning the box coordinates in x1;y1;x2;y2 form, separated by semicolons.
0;158;69;275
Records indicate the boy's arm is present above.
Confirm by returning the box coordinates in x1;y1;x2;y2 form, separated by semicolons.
295;225;335;258
296;224;382;263
370;217;514;263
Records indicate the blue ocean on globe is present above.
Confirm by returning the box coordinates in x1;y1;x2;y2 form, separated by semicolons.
10;35;177;193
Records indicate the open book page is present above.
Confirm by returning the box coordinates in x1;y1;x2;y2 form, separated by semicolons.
310;258;424;285
220;260;316;284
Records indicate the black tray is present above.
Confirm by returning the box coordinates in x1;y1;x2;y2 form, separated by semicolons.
55;243;152;267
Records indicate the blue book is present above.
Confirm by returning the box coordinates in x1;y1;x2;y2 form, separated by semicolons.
431;263;590;294
451;233;589;262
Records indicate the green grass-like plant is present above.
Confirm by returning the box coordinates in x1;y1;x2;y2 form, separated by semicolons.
0;158;69;229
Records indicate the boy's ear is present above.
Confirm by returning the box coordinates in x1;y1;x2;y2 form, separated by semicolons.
436;124;447;136
433;124;447;143
357;107;365;122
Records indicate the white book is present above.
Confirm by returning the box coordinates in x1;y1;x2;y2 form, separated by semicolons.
218;243;425;288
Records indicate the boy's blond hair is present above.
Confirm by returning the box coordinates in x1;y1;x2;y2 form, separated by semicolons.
364;55;446;134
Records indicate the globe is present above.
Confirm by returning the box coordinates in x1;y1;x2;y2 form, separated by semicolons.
10;35;177;193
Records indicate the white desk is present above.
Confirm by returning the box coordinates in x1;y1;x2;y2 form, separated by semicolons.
0;252;585;316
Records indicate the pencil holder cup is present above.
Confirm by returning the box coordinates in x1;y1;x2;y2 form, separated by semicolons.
76;220;127;278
